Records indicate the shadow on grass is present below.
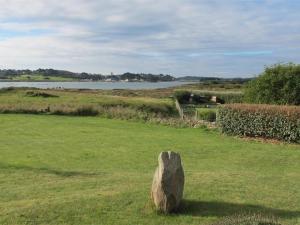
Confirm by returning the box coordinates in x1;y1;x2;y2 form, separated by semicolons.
177;200;300;219
0;162;98;177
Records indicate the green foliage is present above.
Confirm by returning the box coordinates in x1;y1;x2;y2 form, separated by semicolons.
197;108;217;122
25;91;59;98
174;90;211;104
217;104;300;143
174;90;192;103
175;90;244;104
244;63;300;105
0;69;175;81
0;88;177;118
72;106;99;116
0;87;18;93
194;91;244;103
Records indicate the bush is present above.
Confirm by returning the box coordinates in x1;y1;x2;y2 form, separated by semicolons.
197;108;216;122
244;63;300;105
72;106;99;116
174;90;211;104
217;104;300;143
25;91;58;98
174;90;191;104
135;103;177;116
0;87;17;93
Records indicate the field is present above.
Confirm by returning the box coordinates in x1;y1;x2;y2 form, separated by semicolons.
1;114;299;225
0;88;173;107
0;88;176;119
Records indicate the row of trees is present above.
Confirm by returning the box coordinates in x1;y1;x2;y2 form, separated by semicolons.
0;69;175;82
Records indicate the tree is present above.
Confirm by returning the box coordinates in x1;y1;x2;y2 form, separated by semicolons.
244;63;300;105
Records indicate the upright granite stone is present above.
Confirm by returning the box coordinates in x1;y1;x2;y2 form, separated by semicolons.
151;151;184;213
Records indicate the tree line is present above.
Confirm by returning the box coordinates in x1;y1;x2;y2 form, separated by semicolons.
0;69;176;82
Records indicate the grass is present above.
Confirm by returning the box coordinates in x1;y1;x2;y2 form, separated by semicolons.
0;88;173;107
0;114;299;225
0;88;176;118
196;108;217;122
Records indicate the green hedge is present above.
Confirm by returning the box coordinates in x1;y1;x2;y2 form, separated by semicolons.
217;104;300;143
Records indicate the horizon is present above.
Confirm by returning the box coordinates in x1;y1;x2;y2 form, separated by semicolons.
0;0;299;77
0;68;255;79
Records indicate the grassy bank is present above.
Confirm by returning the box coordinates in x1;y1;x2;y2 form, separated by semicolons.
0;114;299;225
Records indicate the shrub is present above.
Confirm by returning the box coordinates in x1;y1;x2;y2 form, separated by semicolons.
244;63;300;105
134;103;177;116
217;93;243;104
174;90;211;104
197;108;216;122
192;94;211;104
174;90;191;104
0;87;17;93
72;106;99;116
217;104;300;143
25;91;58;98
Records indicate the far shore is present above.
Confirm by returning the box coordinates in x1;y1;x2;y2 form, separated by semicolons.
0;80;188;83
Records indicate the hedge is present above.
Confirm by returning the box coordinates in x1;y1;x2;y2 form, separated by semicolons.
217;104;300;143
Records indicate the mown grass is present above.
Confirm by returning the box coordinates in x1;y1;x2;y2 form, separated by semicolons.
0;114;299;225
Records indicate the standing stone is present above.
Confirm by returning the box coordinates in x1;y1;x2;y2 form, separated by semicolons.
151;151;184;213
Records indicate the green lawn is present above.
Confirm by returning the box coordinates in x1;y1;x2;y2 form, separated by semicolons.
0;114;299;225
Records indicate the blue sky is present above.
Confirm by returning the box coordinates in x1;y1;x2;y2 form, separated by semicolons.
0;0;299;77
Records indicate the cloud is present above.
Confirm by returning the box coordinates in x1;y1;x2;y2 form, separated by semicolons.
0;0;299;76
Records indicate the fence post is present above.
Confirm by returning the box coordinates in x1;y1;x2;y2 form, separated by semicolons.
175;98;184;120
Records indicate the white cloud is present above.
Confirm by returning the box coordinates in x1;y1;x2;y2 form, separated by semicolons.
0;0;299;76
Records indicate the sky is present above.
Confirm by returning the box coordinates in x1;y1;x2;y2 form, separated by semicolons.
0;0;299;77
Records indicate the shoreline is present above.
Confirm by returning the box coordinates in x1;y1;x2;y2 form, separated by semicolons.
0;80;187;83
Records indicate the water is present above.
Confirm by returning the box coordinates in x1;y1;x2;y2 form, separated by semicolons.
0;81;192;90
